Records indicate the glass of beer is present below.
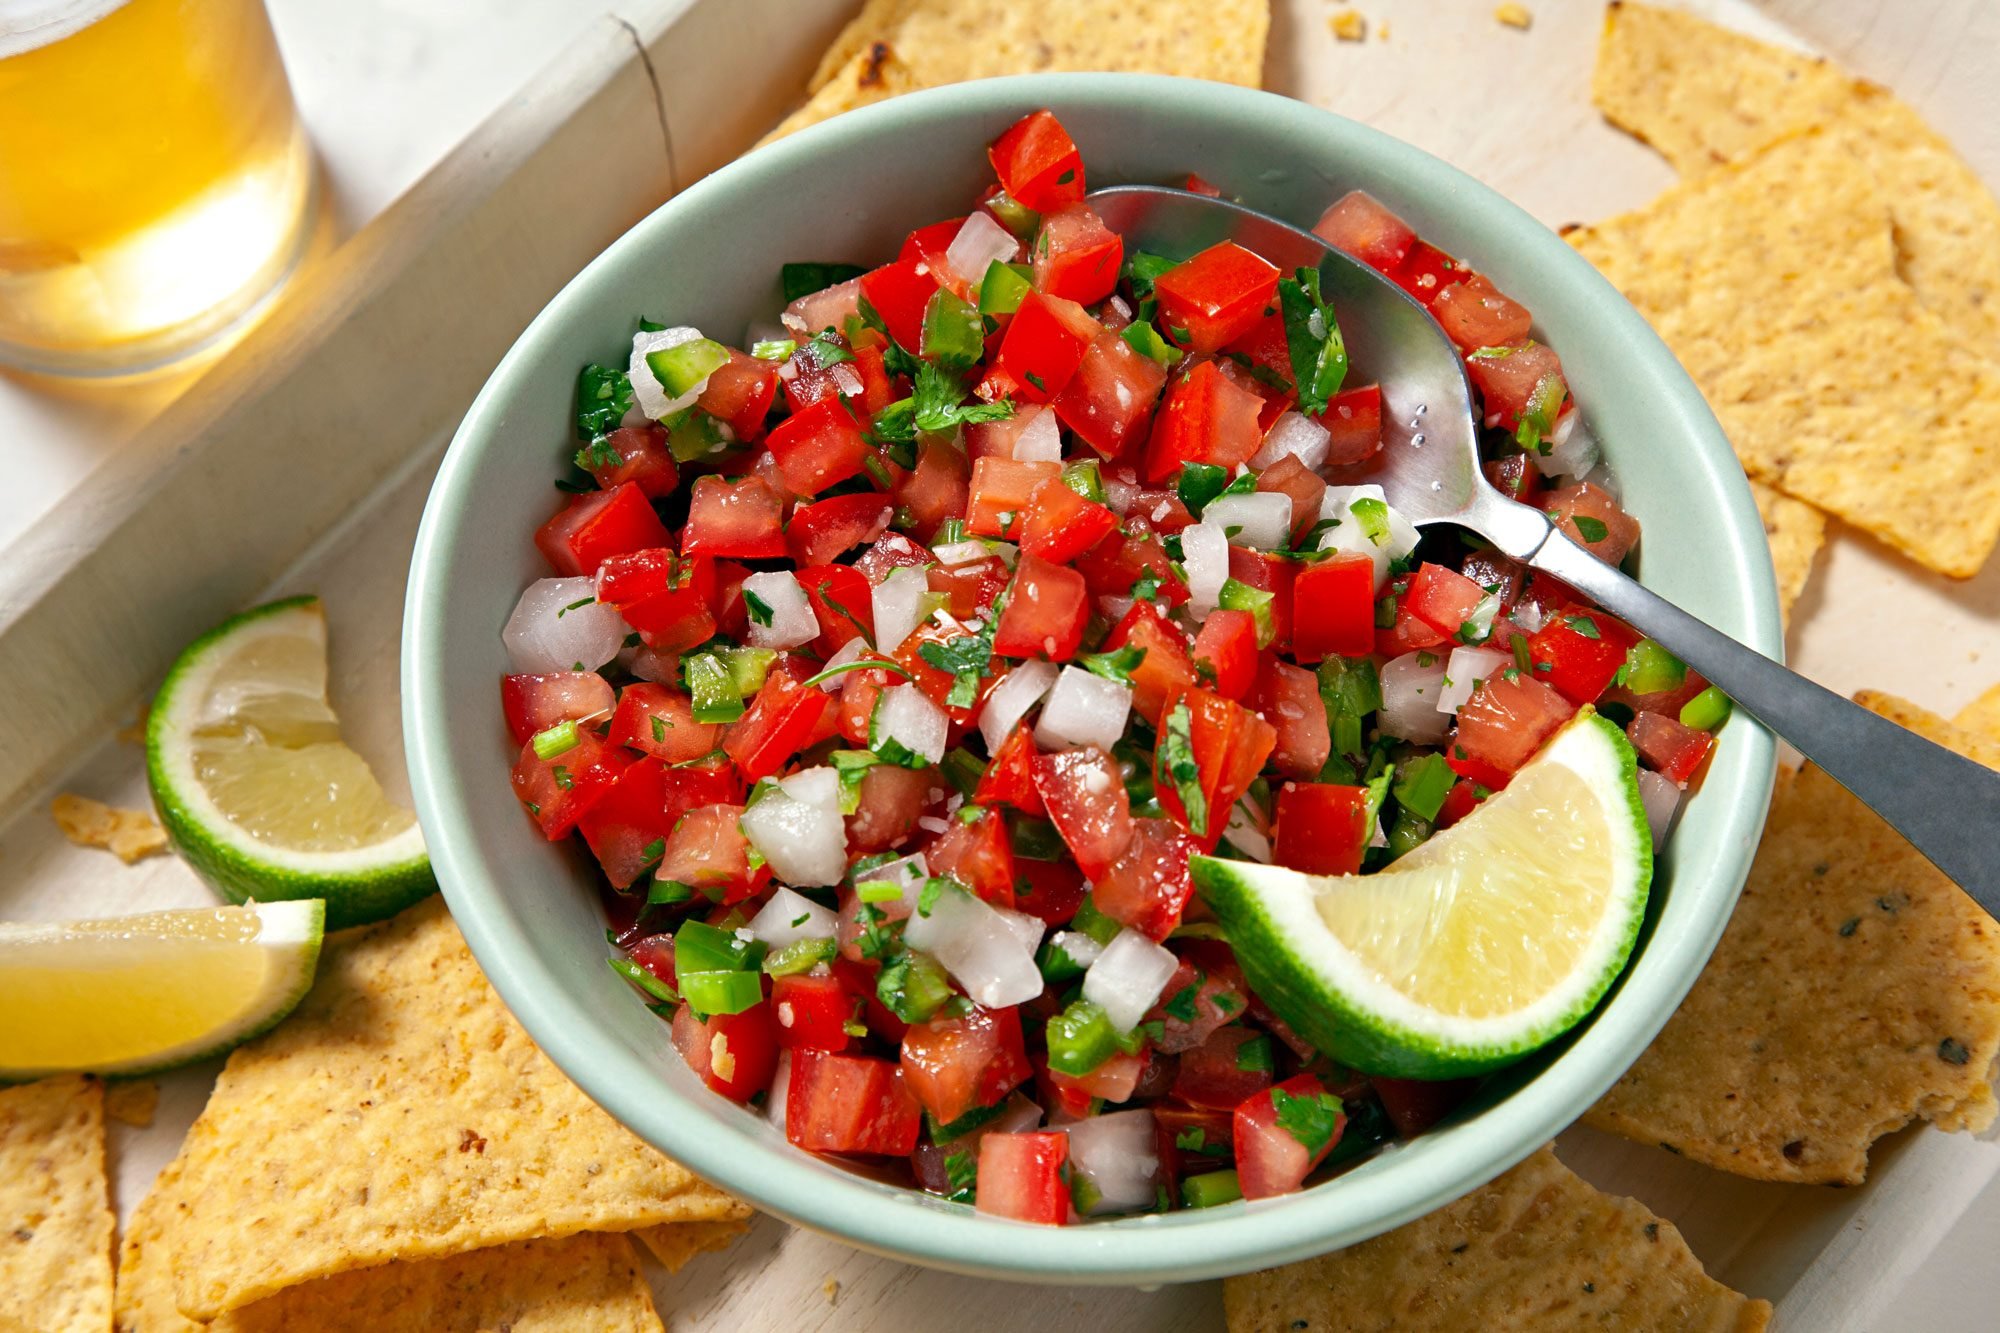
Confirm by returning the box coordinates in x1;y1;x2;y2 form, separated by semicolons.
0;0;315;376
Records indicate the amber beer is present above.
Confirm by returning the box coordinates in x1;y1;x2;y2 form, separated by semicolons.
0;0;313;374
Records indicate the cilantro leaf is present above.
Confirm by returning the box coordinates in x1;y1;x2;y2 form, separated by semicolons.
1270;1087;1345;1157
874;362;1015;443
919;626;995;678
575;363;635;445
743;589;775;627
1572;515;1610;544
1079;643;1147;687
1157;699;1210;838
1563;613;1601;640
1277;266;1348;414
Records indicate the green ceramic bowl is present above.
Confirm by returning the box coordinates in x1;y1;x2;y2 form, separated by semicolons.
404;74;1779;1284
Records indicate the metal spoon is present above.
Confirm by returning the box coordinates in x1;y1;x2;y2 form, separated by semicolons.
1088;183;2000;919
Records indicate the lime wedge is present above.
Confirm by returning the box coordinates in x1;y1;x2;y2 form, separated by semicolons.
1193;711;1652;1079
146;596;433;930
0;900;323;1079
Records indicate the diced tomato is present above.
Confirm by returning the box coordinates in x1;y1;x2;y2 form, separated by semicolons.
976;1130;1070;1224
1404;562;1490;639
845;763;934;854
682;474;786;559
1192;609;1259;700
511;729;628;839
1031;747;1135;881
772;973;856;1053
1482;454;1544;506
786;1049;923;1155
795;563;875;656
501;671;614;746
1148;944;1249;1055
1375;575;1451;657
901;1005;1033;1125
707;559;751;640
1182;173;1223;197
1274;781;1371;876
1019;477;1119;564
1370;1076;1476;1137
783;333;882;415
1255;659;1332;780
1291;552;1378;662
724;668;831;782
858;256;941;353
1142;360;1267;485
1389;240;1466;308
597;547;718;654
1013;856;1084;926
534;483;672;578
1103;601;1195;725
991;291;1099;403
1154;1103;1236;1175
764;395;873;498
1430;273;1533;352
899;215;965;274
993;553;1089;662
786;493;893;567
656;803;764;902
853;531;933;584
890;616;990;725
660;756;744;824
581;425;679;498
1050;329;1167;458
974;724;1047;816
929;555;1009;621
989;109;1085;213
1629;709;1715;787
1171;1026;1275;1110
1454;673;1576;773
672;1002;779;1103
1155;687;1276;851
1235;1073;1346;1200
1224;308;1293;393
1033;204;1123;304
1435;779;1482;828
1076;531;1189;608
1526;609;1640;705
1044;1047;1148;1106
893;438;971;542
1255;455;1327;545
966;457;1059;540
605;682;720;762
1543;481;1640;567
1226;547;1297;651
1465;340;1567;432
696;349;780;441
1312;190;1416;274
926;806;1018;907
1443;746;1512;793
967;402;1055;462
1091;817;1199;940
571;757;673;889
1320;384;1384;465
1153;242;1281;355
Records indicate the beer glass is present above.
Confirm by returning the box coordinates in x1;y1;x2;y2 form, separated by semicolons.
0;0;315;376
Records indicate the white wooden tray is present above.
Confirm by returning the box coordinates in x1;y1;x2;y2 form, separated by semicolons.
4;1;1997;1327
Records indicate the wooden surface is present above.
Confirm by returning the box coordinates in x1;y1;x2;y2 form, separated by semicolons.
3;1;2000;1328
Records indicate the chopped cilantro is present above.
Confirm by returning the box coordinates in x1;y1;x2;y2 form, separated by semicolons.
1563;613;1601;640
872;361;1015;443
575;363;635;445
743;589;775;627
1270;1087;1345;1157
1080;642;1147;686
1572;515;1610;544
1277;266;1348;414
780;261;865;303
1157;699;1210;837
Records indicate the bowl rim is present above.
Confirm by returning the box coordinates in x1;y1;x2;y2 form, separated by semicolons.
403;72;1780;1284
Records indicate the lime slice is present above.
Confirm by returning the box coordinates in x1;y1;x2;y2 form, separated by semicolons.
147;596;433;930
0;900;323;1079
1193;711;1652;1079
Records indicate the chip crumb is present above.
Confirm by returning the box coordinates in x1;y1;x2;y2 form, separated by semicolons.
51;793;168;864
105;1078;160;1128
824;1276;842;1305
1329;8;1367;41
1494;2;1531;28
116;706;149;745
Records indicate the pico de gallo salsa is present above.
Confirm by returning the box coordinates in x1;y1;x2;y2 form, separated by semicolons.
499;109;1725;1223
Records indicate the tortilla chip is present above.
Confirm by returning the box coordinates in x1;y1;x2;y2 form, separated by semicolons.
102;1079;159;1129
1568;131;2000;577
767;0;1269;140
633;1218;752;1273
160;897;747;1320
1955;685;2000;743
1594;3;2000;355
1223;1146;1768;1332
1586;692;2000;1183
50;794;168;864
0;1075;114;1333
1747;479;1823;622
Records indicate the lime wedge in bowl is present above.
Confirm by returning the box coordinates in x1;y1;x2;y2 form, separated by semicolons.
147;596;433;930
0;900;323;1079
1193;711;1652;1079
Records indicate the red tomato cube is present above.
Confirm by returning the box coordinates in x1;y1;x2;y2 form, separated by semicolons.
1152;241;1282;355
1290;552;1379;662
501;671;614;746
858;256;940;352
1526;609;1641;706
1454;673;1577;773
695;348;779;441
900;1005;1034;1125
1033;204;1123;304
1171;1025;1275;1110
993;553;1089;661
1090;816;1200;940
1143;360;1266;484
1390;240;1467;307
772;973;856;1053
1105;601;1197;726
1430;273;1533;352
1192;609;1259;701
894;438;972;543
606;682;721;762
1018;477;1119;564
581;425;678;498
576;757;678;889
988;109;1085;213
992;291;1100;403
966;456;1060;539
976;1130;1071;1225
1403;562;1490;639
673;1002;779;1103
1629;709;1715;787
683;474;787;559
1543;481;1641;567
724;669;831;782
1274;781;1371;876
1321;383;1384;465
786;492;894;568
786;1050;924;1156
655;803;763;902
1256;659;1332;780
1050;328;1167;458
763;396;874;498
1312;190;1416;274
1032;747;1136;881
1234;1073;1346;1200
597;547;718;655
510;729;628;839
534;482;671;578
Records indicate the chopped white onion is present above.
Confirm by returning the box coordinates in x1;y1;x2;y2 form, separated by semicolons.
1181;521;1230;616
1011;404;1062;464
739;789;847;887
1083;929;1179;1032
741;570;818;650
1511;600;1550;635
860;852;931;917
1101;474;1141;516
1638;768;1683;845
1061;1110;1162;1214
814;637;868;690
1377;650;1450;743
1201;492;1292;552
1439;646;1511;716
903;882;1043;1008
1538;411;1602;482
781;276;862;338
778;765;842;811
1048;929;1104;970
932;540;991;566
766;1051;792;1127
872;684;948;765
994;904;1047;957
1251;410;1331;471
748;886;838;947
979;660;1059;752
1317;484;1422;590
944;212;1020;291
1034;666;1132;753
1223;798;1273;863
503;577;628;673
628;326;709;419
871;566;931;655
831;363;864;398
1098;595;1136;625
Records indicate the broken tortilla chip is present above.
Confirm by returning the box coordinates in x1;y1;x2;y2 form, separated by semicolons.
1594;3;2000;354
1955;684;2000;744
0;1074;114;1333
103;1078;159;1129
633;1218;753;1273
1586;691;2000;1183
1568;130;2000;577
1223;1145;1768;1332
1747;479;1823;622
50;793;168;864
159;897;747;1320
767;0;1269;141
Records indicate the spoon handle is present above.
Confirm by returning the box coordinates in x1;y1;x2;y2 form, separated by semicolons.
1529;531;2000;919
